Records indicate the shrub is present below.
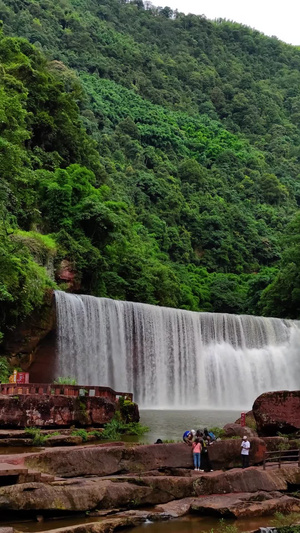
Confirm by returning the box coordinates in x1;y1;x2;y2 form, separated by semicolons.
25;427;47;446
272;512;300;528
209;426;225;439
53;377;77;385
0;357;11;383
100;417;149;440
245;416;257;431
71;429;88;442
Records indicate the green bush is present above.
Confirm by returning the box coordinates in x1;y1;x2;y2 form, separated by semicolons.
53;377;77;385
272;512;300;528
0;357;11;383
245;416;257;431
71;429;89;442
209;427;225;439
100;417;149;440
25;427;47;446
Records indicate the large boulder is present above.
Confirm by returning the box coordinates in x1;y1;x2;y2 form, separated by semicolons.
207;438;266;470
0;395;116;428
223;423;257;438
253;390;300;436
25;443;194;476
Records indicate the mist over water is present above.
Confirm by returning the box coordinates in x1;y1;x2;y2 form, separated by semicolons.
55;290;300;409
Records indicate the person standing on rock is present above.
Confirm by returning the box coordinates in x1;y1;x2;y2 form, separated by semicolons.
192;437;203;471
241;435;250;468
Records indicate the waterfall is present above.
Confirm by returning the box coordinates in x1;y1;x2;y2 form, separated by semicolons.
55;290;300;409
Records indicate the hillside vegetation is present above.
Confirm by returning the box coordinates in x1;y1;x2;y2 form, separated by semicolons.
1;0;300;340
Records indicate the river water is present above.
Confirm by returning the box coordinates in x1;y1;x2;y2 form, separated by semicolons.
6;513;275;532
138;409;242;443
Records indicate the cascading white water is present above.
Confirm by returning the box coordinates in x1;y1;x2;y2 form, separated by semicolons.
55;290;300;409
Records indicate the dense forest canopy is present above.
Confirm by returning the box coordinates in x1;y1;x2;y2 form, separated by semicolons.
1;0;300;340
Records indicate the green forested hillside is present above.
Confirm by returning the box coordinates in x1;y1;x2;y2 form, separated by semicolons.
1;0;300;339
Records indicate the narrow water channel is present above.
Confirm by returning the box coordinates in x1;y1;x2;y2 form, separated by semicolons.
5;514;276;532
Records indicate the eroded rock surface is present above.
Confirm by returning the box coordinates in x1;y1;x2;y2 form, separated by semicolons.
223;423;257;438
206;437;266;469
0;395;116;428
25;443;194;476
0;465;300;513
25;439;266;477
253;390;300;436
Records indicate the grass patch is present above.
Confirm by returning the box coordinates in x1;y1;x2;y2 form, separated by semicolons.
100;417;149;441
71;429;89;442
53;377;77;385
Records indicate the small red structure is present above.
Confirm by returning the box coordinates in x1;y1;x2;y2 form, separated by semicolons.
16;372;29;384
241;412;246;427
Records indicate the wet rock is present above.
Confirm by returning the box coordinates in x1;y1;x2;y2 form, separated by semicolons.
37;516;145;533
191;492;300;518
0;395;116;429
192;466;299;495
44;435;83;447
155;497;194;517
253;390;300;436
0;438;33;447
223;423;257;438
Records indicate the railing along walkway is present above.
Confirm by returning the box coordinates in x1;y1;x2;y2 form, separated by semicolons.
0;383;133;402
263;449;300;469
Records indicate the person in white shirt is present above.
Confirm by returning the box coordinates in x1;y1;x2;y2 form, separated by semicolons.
241;435;250;468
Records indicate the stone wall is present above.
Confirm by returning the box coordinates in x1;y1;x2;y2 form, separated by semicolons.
0;394;117;428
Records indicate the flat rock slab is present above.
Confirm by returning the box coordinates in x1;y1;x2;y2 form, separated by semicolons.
0;463;28;476
25;443;194;477
155;491;300;518
190;492;300;518
31;516;145;533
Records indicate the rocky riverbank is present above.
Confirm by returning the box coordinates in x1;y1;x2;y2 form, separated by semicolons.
0;441;299;533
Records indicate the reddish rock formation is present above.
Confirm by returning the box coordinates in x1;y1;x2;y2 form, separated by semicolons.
223;423;257;438
207;437;266;470
35;517;144;533
25;443;194;476
253;390;300;436
190;492;300;518
156;491;300;519
0;395;116;428
0;465;300;513
24;439;267;478
56;260;80;291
